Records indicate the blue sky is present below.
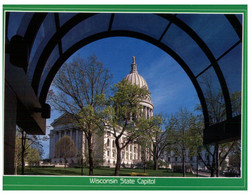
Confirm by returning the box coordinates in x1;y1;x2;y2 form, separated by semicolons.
43;36;200;159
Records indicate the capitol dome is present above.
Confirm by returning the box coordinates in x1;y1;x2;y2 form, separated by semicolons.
124;56;149;90
124;56;154;119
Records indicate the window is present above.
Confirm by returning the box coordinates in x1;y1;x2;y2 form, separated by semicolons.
130;154;132;160
175;157;178;162
168;157;170;162
134;146;137;153
130;145;132;152
147;108;150;119
132;113;136;121
126;153;129;160
107;139;110;147
112;140;115;148
107;150;110;157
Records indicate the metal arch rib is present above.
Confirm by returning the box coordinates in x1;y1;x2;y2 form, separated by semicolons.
157;14;233;120
225;14;242;40
31;13;96;95
39;30;210;128
24;13;47;54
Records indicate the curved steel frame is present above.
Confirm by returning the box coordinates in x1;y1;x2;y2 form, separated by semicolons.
31;13;95;93
39;30;210;128
158;14;233;120
18;12;242;129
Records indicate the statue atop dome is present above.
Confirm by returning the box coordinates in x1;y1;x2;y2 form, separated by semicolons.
130;56;138;73
125;56;149;89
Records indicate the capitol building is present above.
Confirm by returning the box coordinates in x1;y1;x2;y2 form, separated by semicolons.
48;57;224;171
49;57;154;167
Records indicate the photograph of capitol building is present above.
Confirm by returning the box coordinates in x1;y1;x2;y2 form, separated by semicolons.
48;56;231;173
49;57;154;167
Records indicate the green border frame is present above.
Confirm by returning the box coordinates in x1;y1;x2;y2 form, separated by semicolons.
2;4;247;190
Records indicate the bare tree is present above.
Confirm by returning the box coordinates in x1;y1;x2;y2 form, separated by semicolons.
166;108;202;177
197;75;241;177
26;147;41;170
54;135;76;168
141;114;170;171
15;127;48;175
48;54;112;175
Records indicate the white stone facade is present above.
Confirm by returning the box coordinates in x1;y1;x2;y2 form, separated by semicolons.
49;118;85;164
102;131;143;167
49;56;154;167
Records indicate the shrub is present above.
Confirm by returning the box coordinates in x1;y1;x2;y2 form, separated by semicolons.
145;161;154;169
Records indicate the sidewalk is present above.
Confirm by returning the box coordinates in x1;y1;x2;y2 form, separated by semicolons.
193;171;226;177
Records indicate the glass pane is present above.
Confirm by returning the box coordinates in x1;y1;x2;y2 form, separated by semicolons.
59;13;77;27
236;14;243;25
27;13;56;82
161;23;210;76
197;67;226;124
218;43;242;117
177;14;240;59
112;13;168;40
16;12;34;37
7;12;26;40
61;13;111;53
29;13;56;63
38;44;60;96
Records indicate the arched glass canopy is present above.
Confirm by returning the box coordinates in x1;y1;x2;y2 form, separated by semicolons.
5;12;243;143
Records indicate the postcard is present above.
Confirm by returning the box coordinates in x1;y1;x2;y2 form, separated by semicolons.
2;4;247;190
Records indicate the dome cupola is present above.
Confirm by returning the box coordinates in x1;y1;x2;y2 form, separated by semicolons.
124;56;149;89
124;56;154;119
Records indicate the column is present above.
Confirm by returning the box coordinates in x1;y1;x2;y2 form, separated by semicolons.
54;132;58;159
49;132;54;159
79;131;82;150
82;131;85;159
138;145;141;160
56;131;59;143
147;107;149;119
73;130;76;146
52;132;56;158
70;129;73;140
73;130;77;157
76;130;79;150
4;83;17;174
144;106;147;119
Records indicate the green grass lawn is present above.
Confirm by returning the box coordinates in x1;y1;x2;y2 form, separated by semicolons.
18;167;197;177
